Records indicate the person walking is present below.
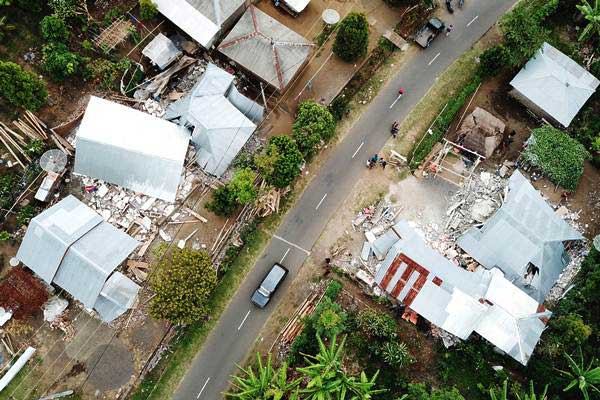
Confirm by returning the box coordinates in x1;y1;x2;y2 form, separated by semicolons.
380;159;387;169
446;24;454;36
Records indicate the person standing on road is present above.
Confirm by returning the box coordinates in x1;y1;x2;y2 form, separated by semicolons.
446;24;454;36
380;159;387;170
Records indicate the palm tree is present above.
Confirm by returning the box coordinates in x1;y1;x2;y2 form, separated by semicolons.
489;380;548;400
227;353;301;399
577;0;600;41
556;347;600;400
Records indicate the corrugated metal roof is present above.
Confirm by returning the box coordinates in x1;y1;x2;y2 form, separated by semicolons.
74;96;190;202
94;272;140;322
165;63;263;176
510;42;600;127
282;0;311;13
16;196;140;321
218;6;312;91
142;33;182;70
458;170;582;302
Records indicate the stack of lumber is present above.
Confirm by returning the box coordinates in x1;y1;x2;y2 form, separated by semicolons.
13;111;74;156
279;291;321;346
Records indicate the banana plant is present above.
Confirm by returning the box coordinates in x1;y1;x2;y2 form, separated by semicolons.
489;380;548;400
557;347;600;400
577;0;600;41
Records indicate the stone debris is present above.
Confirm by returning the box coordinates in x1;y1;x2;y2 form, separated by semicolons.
43;296;69;323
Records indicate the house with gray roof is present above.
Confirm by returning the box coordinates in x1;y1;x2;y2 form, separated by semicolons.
165;63;264;177
218;5;313;92
458;170;583;302
153;0;246;49
510;42;600;127
16;196;140;322
374;220;550;365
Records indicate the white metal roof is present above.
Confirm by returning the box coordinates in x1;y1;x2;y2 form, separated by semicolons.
74;96;190;202
510;42;600;127
284;0;311;13
142;33;182;70
154;0;220;48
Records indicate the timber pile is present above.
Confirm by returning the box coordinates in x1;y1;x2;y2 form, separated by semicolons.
256;182;289;217
0;122;31;169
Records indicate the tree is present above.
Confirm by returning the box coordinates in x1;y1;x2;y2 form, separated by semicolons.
478;45;510;78
255;135;304;189
149;248;217;325
206;186;238;217
292;100;336;158
228;353;301;399
40;15;69;42
311;297;347;339
542;314;592;357
0;61;47;111
522;125;590;191
229;168;257;205
577;0;600;41
42;42;82;81
333;12;369;62
557;347;600;400
48;0;78;20
139;0;158;20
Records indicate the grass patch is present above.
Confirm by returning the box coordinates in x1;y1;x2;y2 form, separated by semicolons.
0;364;44;400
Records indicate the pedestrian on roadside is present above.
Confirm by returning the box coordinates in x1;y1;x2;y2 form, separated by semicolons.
380;159;387;169
446;24;454;36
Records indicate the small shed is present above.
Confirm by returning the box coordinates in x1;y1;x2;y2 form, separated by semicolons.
142;33;182;70
153;0;246;49
16;196;140;322
74;96;190;202
165;63;263;177
457;107;505;158
510;42;600;127
218;5;313;92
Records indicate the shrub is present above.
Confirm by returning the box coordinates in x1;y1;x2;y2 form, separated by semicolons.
311;297;347;339
206;186;238;217
48;0;78;20
571;107;600;167
0;231;11;241
383;0;415;6
42;43;82;81
40;15;69;42
542;314;592;357
356;309;397;341
149;248;217;325
381;341;412;368
85;58;124;89
333;12;369;62
0;173;18;208
324;279;343;300
523;125;590;190
0;61;47;110
255;135;303;188
139;0;158;20
292;100;336;158
478;45;510;78
329;94;351;121
16;204;36;226
228;168;257;205
25;139;45;157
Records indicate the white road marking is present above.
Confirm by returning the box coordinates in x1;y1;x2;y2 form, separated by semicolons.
315;193;328;210
273;235;311;256
466;15;479;27
352;142;364;159
280;248;291;263
197;377;211;398
238;310;251;331
428;52;441;66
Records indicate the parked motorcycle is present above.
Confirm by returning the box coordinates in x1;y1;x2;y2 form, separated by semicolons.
390;122;399;138
446;0;454;13
458;0;464;8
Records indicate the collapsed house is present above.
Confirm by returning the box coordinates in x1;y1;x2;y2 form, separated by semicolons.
16;196;140;322
374;220;550;365
74;96;190;202
458;170;583;303
165;63;264;177
456;107;505;158
218;5;313;92
153;0;246;49
510;42;600;128
142;33;182;70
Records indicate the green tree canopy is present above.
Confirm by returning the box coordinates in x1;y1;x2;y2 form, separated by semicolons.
0;61;47;110
229;167;258;205
149;248;217;325
523;125;590;191
255;135;304;188
292;100;336;158
139;0;158;20
478;45;510;78
333;12;369;62
42;42;82;81
40;15;69;42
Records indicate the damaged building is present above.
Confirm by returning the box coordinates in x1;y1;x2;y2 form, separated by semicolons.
74;96;190;202
456;107;505;158
16;195;140;322
142;33;182;70
458;170;583;303
165;63;264;177
218;5;313;92
374;220;550;365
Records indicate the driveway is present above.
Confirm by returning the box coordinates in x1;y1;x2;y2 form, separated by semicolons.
174;1;518;398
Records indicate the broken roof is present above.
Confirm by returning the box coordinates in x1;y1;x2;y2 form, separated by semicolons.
457;107;505;158
510;42;600;127
374;220;550;365
458;170;583;302
142;33;182;70
218;6;313;91
74;96;190;202
153;0;246;48
165;63;263;176
16;196;140;322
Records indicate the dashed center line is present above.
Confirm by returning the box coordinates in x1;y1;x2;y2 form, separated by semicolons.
466;15;479;27
315;193;328;210
352;142;364;159
428;52;441;66
197;377;211;399
280;248;291;263
238;310;251;331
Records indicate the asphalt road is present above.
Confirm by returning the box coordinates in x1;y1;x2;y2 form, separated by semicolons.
174;1;518;398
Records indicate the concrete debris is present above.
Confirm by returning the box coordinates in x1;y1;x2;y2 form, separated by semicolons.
43;296;68;322
470;198;495;222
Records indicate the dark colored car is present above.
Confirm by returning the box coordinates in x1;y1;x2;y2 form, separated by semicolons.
414;18;446;48
251;263;288;308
